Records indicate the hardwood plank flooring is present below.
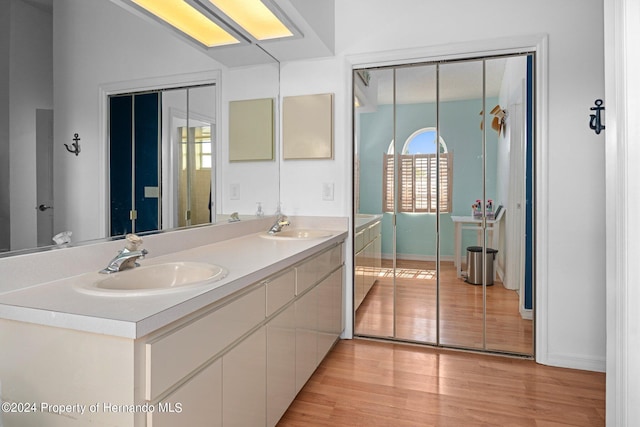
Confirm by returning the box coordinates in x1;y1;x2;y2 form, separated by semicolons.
355;259;533;354
277;339;605;426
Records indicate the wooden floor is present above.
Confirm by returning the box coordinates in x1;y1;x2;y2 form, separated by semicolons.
278;339;605;426
355;259;533;354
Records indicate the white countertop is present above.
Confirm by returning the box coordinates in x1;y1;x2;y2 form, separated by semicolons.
0;229;347;339
355;213;383;232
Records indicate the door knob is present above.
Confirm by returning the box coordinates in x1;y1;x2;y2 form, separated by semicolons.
36;204;53;211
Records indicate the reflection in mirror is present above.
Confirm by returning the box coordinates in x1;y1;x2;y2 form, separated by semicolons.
174;85;217;228
353;67;392;337
438;59;485;350
0;0;280;257
353;54;534;357
108;84;217;236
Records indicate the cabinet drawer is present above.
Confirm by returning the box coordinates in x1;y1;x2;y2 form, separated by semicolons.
147;358;222;427
266;269;295;317
355;230;364;252
369;221;381;239
145;285;265;400
296;244;342;295
223;327;266;427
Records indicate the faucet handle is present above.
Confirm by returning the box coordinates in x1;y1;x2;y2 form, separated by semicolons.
125;233;143;251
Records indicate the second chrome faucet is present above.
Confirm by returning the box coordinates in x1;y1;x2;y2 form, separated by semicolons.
100;233;148;274
268;215;290;234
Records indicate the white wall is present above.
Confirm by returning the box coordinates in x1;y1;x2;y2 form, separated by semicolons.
605;0;640;423
223;63;280;216
279;0;606;370
9;0;52;250
279;58;351;217
0;2;10;252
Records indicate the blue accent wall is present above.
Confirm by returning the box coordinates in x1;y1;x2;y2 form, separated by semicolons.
109;95;133;236
109;93;160;236
358;97;499;258
525;56;534;310
134;92;160;234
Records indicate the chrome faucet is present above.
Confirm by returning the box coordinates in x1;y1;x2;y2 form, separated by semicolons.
268;215;290;234
100;234;148;274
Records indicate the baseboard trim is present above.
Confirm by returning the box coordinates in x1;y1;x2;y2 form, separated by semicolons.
382;253;455;262
520;306;533;320
541;353;606;373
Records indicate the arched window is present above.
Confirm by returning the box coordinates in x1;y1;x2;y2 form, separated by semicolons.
383;128;453;213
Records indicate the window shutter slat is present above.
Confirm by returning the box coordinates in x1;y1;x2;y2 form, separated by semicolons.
414;154;430;212
398;155;414;212
382;149;452;214
382;154;395;212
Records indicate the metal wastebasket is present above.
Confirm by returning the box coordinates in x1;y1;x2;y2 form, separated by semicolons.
466;246;498;285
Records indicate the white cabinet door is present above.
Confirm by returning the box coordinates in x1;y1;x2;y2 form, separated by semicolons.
317;268;339;361
295;286;317;393
147;358;222;427
354;250;365;309
331;266;345;337
374;233;382;278
317;267;345;362
266;304;296;427
223;327;266;427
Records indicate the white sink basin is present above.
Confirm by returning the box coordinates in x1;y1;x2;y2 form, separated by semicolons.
76;262;228;297
260;229;333;240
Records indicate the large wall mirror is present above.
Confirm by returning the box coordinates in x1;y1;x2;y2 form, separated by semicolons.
0;0;281;256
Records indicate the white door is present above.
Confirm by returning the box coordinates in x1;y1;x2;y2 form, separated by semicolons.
35;109;54;246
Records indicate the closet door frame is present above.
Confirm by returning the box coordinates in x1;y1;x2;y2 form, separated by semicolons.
348;35;547;360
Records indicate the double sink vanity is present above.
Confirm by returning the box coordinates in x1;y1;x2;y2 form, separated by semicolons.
0;216;347;427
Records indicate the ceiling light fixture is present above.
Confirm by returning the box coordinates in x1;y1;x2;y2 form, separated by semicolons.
187;0;299;43
131;0;241;48
207;0;292;40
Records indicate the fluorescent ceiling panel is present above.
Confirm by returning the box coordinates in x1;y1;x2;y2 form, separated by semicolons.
207;0;293;40
133;0;240;47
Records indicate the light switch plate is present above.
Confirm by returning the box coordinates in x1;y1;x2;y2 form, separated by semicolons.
230;183;240;200
322;182;334;201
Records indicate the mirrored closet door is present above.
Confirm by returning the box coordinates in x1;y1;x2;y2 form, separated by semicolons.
108;84;216;236
353;53;534;356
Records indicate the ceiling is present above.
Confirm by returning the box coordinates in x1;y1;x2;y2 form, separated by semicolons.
111;0;335;66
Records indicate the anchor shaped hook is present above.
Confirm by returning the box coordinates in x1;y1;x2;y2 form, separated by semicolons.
64;133;80;156
589;99;605;135
64;133;81;156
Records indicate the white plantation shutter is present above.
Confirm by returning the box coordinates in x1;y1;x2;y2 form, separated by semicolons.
438;154;453;212
383;153;452;213
398;155;414;212
382;153;395;211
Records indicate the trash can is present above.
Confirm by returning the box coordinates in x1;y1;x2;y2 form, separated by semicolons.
466;246;498;285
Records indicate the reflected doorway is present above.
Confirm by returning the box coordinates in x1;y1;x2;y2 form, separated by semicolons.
353;53;535;356
36;109;54;247
108;84;216;237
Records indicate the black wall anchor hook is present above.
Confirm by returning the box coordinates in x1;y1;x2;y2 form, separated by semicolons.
64;133;81;156
589;99;605;135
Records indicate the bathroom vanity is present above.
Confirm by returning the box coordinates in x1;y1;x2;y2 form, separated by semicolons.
0;217;347;427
